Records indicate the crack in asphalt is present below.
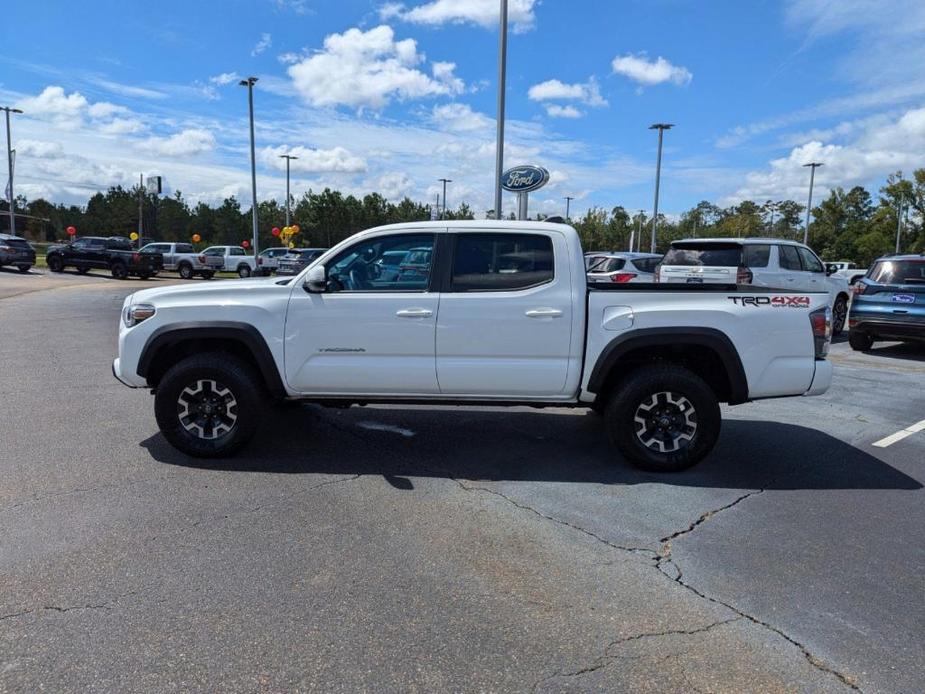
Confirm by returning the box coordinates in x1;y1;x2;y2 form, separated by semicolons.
451;478;657;558
654;490;861;692
1;590;142;624
455;480;860;692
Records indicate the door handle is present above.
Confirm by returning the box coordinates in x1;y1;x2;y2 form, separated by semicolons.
396;308;433;318
525;308;563;318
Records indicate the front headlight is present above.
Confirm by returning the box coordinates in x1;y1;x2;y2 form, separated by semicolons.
122;303;156;327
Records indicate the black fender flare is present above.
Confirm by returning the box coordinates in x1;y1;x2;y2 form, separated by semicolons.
587;327;749;405
136;321;286;397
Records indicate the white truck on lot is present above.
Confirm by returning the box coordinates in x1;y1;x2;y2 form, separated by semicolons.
139;242;224;279
113;221;833;472
201;245;259;278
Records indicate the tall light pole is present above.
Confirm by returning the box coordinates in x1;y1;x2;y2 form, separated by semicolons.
493;0;508;220
564;196;574;221
649;123;673;253
802;162;823;245
2;106;23;237
240;76;259;255
438;178;452;219
279;153;298;227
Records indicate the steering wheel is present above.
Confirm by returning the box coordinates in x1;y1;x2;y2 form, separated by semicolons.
348;263;371;290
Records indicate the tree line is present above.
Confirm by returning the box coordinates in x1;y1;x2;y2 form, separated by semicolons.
3;168;922;265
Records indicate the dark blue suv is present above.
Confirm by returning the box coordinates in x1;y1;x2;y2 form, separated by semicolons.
848;255;925;351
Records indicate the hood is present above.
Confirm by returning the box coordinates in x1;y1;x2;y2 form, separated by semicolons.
130;276;290;305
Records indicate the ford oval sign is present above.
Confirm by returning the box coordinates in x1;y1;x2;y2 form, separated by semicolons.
501;165;550;193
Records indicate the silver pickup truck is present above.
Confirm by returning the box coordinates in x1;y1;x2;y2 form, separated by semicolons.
139;243;223;280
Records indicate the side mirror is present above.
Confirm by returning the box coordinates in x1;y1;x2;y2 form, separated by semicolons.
825;263;838;276
303;264;327;293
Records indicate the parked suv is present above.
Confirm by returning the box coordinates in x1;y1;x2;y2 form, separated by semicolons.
0;234;36;273
587;252;662;283
848;255;925;350
275;248;327;276
657;238;851;335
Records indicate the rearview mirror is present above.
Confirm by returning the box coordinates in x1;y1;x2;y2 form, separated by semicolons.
303;264;327;293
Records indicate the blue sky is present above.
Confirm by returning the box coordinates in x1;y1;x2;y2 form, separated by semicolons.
2;0;924;219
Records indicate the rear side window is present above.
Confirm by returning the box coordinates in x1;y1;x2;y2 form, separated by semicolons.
779;245;802;271
743;245;770;268
868;260;925;285
590;257;625;273
797;247;824;273
632;257;661;273
451;233;554;291
663;244;742;267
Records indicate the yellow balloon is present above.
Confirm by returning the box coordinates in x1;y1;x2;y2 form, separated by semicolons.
130;232;139;241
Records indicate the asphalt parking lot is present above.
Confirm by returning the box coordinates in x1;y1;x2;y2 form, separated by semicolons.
1;268;923;693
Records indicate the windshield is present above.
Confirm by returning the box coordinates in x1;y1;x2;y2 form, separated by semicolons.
663;244;743;267
868;260;925;285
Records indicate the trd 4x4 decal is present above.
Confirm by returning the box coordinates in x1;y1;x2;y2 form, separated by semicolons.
728;295;811;307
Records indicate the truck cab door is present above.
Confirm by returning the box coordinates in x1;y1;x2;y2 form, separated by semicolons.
435;230;575;397
284;232;440;395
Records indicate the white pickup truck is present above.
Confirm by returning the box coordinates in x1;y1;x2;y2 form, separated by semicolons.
201;245;259;278
139;242;224;280
113;221;833;472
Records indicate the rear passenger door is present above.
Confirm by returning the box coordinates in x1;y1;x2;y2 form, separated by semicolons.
435;230;574;397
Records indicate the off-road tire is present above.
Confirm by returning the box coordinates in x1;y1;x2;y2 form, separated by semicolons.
154;352;264;458
605;364;721;472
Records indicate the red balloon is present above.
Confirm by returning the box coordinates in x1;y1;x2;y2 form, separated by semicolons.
66;226;77;235
271;227;281;237
241;240;250;249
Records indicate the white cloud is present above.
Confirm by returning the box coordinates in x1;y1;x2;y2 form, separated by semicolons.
252;33;273;56
375;171;415;200
17;139;65;158
528;77;607;116
430;102;492;131
83;77;167;99
259;144;367;173
611;53;692;87
87;101;128;119
277;51;303;64
99;118;145;135
726;105;925;204
544;104;583;119
136;129;216;157
209;72;240;86
287;25;464;109
381;0;538;33
16;86;88;129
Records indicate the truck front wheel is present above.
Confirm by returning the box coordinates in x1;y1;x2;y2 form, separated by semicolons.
154;352;264;458
605;364;720;472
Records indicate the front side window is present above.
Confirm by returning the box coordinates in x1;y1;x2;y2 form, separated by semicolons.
743;245;771;268
451;233;554;291
779;244;802;271
326;234;435;292
797;247;824;273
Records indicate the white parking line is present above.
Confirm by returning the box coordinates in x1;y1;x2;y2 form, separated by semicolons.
873;419;925;448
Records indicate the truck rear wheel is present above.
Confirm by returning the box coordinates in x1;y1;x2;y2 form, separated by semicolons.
154;352;264;458
605;364;720;472
848;330;873;351
237;264;252;278
178;262;194;280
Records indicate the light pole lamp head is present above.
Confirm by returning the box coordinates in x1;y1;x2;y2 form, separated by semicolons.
238;76;259;87
649;123;674;130
803;162;823;168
